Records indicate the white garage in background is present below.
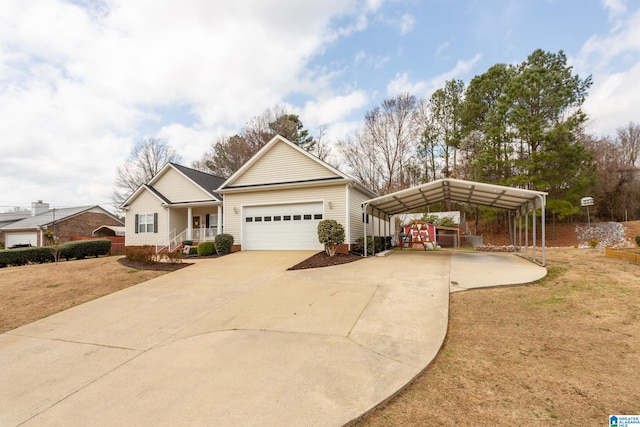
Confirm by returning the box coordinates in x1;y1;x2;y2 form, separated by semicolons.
243;202;324;250
5;232;37;247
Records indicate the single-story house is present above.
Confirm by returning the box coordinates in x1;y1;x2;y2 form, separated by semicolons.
0;201;124;248
121;163;226;251
217;135;385;252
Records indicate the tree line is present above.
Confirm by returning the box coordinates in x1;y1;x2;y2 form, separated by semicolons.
114;48;640;223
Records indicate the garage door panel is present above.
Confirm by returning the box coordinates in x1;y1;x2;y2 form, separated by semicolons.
6;233;38;247
243;203;323;250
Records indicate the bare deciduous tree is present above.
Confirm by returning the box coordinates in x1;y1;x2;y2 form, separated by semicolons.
192;106;317;178
617;121;640;167
113;138;182;208
337;93;419;194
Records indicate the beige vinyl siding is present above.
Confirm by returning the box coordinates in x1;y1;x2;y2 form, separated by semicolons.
348;187;391;245
125;190;167;246
349;187;368;244
233;141;340;187
224;183;347;247
153;167;212;203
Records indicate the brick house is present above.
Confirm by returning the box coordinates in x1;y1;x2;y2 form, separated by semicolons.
0;201;124;248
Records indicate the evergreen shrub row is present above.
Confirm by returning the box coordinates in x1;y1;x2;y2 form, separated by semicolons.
0;240;111;268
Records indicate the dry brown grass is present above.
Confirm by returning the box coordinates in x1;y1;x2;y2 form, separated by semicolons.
356;247;640;426
0;256;170;333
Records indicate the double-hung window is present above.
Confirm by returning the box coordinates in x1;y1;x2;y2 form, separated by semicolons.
137;213;156;233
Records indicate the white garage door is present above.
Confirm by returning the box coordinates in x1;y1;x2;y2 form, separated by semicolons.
6;232;38;247
243;202;324;250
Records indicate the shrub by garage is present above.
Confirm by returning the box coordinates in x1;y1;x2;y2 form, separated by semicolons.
197;241;216;256
214;234;234;256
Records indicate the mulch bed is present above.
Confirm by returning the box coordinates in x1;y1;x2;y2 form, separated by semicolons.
117;258;194;271
118;252;362;272
287;251;363;270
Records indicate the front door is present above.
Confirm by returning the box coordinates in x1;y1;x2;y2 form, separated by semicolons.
192;216;201;240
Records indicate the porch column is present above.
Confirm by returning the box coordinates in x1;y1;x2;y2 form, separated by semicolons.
217;205;223;234
187;207;193;240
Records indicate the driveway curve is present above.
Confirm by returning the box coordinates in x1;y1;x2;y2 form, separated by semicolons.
0;250;544;426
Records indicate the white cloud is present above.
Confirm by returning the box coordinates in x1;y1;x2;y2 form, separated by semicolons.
155;123;219;164
573;5;640;135
398;14;415;35
386;54;482;98
602;0;627;20
0;0;380;208
302;91;369;126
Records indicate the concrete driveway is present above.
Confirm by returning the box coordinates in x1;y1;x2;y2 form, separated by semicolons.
0;250;545;426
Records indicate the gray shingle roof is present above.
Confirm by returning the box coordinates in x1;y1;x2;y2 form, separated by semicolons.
0;206;121;230
170;163;226;199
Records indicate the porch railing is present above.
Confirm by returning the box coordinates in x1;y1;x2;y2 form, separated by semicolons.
192;227;219;242
156;228;187;254
156;227;218;253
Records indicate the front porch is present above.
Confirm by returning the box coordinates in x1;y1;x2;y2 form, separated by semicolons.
157;203;223;253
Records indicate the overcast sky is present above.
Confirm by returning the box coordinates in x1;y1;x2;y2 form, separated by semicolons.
1;0;639;211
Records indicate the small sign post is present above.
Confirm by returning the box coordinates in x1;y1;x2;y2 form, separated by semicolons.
581;197;594;226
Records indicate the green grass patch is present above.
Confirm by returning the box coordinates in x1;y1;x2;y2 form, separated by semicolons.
534;265;567;284
127;269;139;274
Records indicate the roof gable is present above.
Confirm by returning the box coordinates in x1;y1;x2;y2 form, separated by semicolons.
169;163;226;199
122;163;225;207
218;135;346;191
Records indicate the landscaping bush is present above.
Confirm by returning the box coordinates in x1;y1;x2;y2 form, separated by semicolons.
636;235;640;246
0;246;54;267
125;245;157;263
197;241;216;256
162;250;183;264
214;233;234;256
0;241;4;250
60;240;111;260
317;219;345;257
353;236;392;254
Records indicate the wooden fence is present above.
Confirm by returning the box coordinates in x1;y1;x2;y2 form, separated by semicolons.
605;247;640;263
70;236;125;256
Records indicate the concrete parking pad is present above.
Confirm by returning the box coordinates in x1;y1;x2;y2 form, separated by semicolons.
450;252;547;292
0;250;545;426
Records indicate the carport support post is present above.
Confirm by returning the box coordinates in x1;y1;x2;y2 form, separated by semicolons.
533;203;537;263
524;206;528;258
518;211;522;253
512;210;517;253
539;194;546;266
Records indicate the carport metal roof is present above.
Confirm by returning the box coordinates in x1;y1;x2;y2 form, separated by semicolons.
362;178;548;265
363;178;546;217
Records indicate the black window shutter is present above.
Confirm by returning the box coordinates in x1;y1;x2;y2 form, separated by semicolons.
153;213;158;233
205;214;210;228
135;214;139;234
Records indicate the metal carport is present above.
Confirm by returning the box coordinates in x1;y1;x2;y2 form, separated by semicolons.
362;178;548;266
